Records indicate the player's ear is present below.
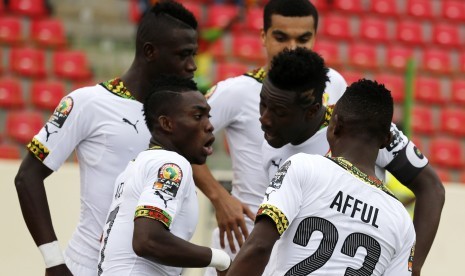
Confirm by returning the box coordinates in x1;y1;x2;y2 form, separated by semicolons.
305;102;321;121
260;28;266;47
143;42;158;61
158;115;173;133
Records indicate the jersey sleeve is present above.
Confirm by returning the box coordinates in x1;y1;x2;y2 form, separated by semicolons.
257;154;308;236
325;68;347;105
27;88;96;171
383;222;416;276
135;157;192;229
376;123;429;185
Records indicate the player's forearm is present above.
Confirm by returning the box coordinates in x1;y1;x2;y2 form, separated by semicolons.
226;241;272;275
192;163;229;205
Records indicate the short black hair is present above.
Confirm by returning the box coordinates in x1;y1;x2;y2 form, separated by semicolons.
268;47;329;107
143;75;198;132
336;79;393;141
136;0;198;55
263;0;319;32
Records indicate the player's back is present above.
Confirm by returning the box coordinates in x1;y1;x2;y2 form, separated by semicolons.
268;154;415;276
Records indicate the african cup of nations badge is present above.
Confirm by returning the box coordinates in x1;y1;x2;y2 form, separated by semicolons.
49;96;74;128
153;163;183;197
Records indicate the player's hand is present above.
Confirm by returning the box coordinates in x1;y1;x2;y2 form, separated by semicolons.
45;264;73;276
213;194;255;253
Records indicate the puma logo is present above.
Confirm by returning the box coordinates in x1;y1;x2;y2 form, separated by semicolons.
265;189;276;201
122;118;139;133
155;191;174;208
44;124;58;142
271;158;282;169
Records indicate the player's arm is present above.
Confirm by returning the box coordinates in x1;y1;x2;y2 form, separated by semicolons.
15;153;72;275
226;216;280;276
133;217;230;271
192;164;255;253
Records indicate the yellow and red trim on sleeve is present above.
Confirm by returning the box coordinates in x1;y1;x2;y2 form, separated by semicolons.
27;137;50;161
134;205;172;228
257;203;289;235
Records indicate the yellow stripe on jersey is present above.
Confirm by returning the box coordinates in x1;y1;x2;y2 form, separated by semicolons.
320;105;334;130
244;68;266;83
27;137;50;161
134;205;172;228
101;78;135;100
257;203;289;235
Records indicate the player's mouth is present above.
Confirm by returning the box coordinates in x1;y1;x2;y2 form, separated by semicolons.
203;136;215;156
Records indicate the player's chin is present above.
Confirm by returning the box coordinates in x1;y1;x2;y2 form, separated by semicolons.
190;154;208;165
265;136;285;149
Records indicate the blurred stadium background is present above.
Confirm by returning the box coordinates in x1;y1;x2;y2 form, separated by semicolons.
0;0;464;275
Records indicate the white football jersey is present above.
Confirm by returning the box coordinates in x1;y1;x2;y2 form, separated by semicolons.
27;79;151;269
97;148;198;276
259;153;415;276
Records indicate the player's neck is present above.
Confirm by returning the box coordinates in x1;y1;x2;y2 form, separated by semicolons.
333;141;379;178
291;106;326;146
120;63;152;102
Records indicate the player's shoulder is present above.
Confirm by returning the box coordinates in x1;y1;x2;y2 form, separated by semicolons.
138;148;190;168
288;153;326;167
327;68;346;85
205;68;264;99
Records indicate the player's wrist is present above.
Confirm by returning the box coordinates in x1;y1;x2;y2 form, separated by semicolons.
208;248;231;271
38;241;66;268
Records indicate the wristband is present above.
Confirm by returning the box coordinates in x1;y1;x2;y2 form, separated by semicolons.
38;241;66;268
208;248;231;271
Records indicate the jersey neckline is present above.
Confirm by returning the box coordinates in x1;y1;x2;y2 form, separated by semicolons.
100;78;136;100
244;67;266;83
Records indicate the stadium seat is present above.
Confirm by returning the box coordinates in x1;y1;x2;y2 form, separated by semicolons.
313;40;342;68
414;77;444;105
215;61;248;84
374;73;405;103
396;21;424;46
205;4;239;29
9;47;46;78
208;37;228;61
359;17;390;42
450;79;465;106
9;0;50;18
53;50;92;80
232;34;265;64
440;108;465;137
421;49;452;74
30;18;67;48
459;52;465;74
412;106;435;135
370;0;399;17
0;77;24;109
347;43;378;69
432;24;461;48
333;0;364;14
0;16;23;45
30;80;65;111
435;168;452;183
320;15;352;40
245;7;263;33
310;0;331;12
340;71;365;85
441;0;465;22
0;143;21;159
6;110;44;144
406;0;434;19
429;138;463;168
385;46;414;71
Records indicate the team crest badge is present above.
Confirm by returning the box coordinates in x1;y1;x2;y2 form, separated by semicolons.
270;160;291;189
408;242;415;272
49;96;74;128
153;163;183;197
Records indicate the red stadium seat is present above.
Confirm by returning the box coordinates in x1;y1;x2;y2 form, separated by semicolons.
0;77;24;109
374;73;405;103
6;111;44;144
0;16;23;45
245;7;263;33
0;143;21;159
359;17;390;42
53;50;92;80
421;49;452;74
341;71;365;85
30;80;66;111
385;46;414;71
215;61;248;84
406;0;434;19
333;0;364;14
370;0;399;17
459;52;465;74
441;0;465;22
347;43;378;69
9;0;49;18
208;38;228;61
232;34;265;63
9;47;46;78
429;138;463;168
313;40;342;68
205;4;239;29
435;168;452;183
396;21;424;46
310;0;331;12
320;15;352;40
30;18;67;48
440;108;465;137
414;77;444;105
450;79;465;106
432;24;461;48
412;106;435;135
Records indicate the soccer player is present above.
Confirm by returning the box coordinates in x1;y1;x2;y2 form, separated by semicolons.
227;79;416;276
14;1;198;275
97;76;231;275
192;0;347;267
260;48;444;275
